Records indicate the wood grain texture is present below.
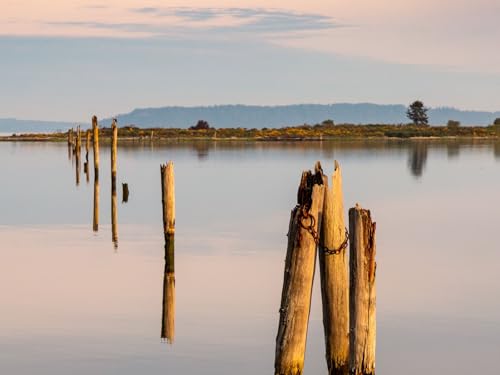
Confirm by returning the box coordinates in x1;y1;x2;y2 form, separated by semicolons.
275;164;325;375
160;161;175;236
92;116;99;178
319;161;349;375
349;205;376;375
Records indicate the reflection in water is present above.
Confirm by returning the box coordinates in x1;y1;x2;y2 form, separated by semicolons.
446;142;460;159
75;149;81;186
408;142;428;178
111;188;118;249
93;176;99;232
161;235;175;344
494;142;500;159
192;142;211;160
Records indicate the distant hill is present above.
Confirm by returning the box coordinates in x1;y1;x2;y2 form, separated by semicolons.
103;104;500;128
0;118;76;134
2;104;499;134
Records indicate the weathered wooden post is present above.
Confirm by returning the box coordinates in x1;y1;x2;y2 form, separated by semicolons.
161;236;175;343
275;162;325;375
75;126;82;186
111;119;118;248
122;183;129;203
160;161;175;238
92;116;100;178
349;204;376;375
319;161;349;375
92;116;100;232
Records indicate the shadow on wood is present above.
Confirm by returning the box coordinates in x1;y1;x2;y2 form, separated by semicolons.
161;235;175;344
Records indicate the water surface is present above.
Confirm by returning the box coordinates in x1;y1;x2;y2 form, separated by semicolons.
1;140;499;374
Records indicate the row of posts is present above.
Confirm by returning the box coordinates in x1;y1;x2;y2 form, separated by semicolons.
67;117;123;249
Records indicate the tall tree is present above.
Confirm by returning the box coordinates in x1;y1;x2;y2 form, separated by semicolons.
406;100;429;126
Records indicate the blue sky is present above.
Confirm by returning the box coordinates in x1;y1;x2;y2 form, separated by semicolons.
1;1;499;121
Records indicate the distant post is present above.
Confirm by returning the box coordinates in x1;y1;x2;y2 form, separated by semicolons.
319;161;349;375
111;119;118;248
275;162;325;375
349;204;376;375
92;116;100;231
160;161;175;238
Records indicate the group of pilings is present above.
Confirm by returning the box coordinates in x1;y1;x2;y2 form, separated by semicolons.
68;117;125;249
275;161;376;375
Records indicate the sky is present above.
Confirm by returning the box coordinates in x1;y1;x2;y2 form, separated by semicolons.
1;0;499;121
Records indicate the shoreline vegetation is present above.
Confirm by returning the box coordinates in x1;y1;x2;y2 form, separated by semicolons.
2;122;500;142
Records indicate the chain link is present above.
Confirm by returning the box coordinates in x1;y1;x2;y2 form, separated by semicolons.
297;206;348;256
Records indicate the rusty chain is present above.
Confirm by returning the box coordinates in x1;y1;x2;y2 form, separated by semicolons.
297;206;349;256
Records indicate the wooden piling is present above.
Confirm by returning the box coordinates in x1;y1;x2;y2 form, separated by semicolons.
275;162;326;375
92;117;100;232
86;129;91;155
161;236;175;343
84;130;91;183
319;161;349;375
92;116;99;178
122;183;129;203
111;119;118;248
349;205;376;375
160;162;175;237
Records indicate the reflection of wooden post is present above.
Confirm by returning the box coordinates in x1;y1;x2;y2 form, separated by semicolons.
111;119;118;248
319;161;349;375
92;116;100;178
92;116;100;232
160;162;175;237
161;236;175;343
122;183;129;203
275;163;325;375
84;130;91;183
349;205;376;375
93;175;99;232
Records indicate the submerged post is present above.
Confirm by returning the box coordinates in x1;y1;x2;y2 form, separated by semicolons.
122;183;129;203
160;161;175;238
319;161;349;375
161;236;175;343
275;162;325;375
349;205;376;375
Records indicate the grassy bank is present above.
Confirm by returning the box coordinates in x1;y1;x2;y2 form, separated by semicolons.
2;123;500;142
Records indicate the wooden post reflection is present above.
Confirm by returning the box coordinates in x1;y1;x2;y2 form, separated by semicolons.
84;129;91;183
92;116;100;232
111;119;118;248
161;235;175;343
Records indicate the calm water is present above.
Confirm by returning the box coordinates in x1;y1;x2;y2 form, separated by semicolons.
1;140;500;374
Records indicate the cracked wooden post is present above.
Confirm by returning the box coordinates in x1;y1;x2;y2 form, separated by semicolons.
111;119;118;248
274;162;325;375
161;161;175;239
92;116;100;232
349;205;376;375
161;235;175;344
319;161;349;375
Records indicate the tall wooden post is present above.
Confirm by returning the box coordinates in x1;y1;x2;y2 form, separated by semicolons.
92;116;100;232
161;236;175;343
160;162;175;238
92;116;100;178
319;161;349;375
275;162;325;375
111;119;118;248
75;126;82;186
349;205;376;375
